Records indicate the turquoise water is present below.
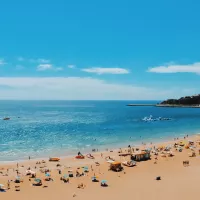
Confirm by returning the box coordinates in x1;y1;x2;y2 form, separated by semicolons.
0;100;200;162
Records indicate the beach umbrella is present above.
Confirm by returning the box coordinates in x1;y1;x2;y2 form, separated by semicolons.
83;166;89;172
189;146;195;151
91;176;98;179
34;178;41;183
82;166;88;170
63;174;68;178
45;173;50;177
101;180;107;184
145;148;152;152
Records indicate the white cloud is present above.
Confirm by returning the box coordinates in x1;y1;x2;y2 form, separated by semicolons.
37;64;63;71
82;67;129;75
0;77;197;100
68;65;76;69
37;64;52;71
0;59;6;65
148;62;200;74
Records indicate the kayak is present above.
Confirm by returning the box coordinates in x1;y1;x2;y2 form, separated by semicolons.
49;157;60;162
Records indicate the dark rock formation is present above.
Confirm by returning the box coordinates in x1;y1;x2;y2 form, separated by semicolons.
160;94;200;105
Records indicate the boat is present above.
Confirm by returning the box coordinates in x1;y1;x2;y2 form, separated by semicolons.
142;115;172;122
49;157;60;162
105;156;115;161
3;117;10;120
122;160;136;167
86;154;94;159
75;155;85;159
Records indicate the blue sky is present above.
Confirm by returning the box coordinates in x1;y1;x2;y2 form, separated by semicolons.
0;0;200;100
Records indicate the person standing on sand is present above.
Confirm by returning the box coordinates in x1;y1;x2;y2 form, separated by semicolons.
7;180;10;189
154;156;158;164
29;156;30;160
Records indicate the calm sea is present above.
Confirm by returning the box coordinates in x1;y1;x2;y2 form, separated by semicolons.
0;100;200;162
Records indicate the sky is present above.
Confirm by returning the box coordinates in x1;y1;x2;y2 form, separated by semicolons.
0;0;200;100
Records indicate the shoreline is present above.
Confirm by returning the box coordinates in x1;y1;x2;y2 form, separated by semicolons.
127;103;200;108
156;104;200;108
1;131;199;166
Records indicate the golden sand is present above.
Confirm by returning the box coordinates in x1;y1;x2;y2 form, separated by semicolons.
1;135;200;200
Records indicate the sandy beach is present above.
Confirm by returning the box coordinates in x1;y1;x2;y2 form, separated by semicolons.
1;135;200;200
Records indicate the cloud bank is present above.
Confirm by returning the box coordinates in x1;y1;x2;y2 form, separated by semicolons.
148;62;200;74
0;77;196;100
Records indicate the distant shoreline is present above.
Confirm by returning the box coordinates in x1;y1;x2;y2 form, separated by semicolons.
127;104;200;108
156;104;200;108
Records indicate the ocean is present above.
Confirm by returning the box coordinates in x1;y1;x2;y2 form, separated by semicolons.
0;100;200;162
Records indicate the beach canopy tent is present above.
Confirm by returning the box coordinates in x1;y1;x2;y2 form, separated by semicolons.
109;161;123;171
26;170;36;175
131;151;150;162
0;184;5;192
107;160;115;164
